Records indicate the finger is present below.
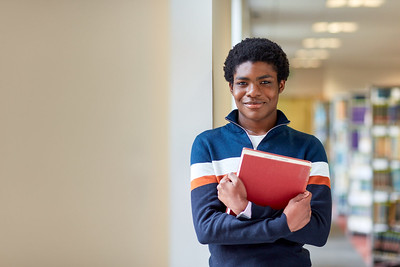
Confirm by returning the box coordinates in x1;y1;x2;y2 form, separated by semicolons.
303;191;312;202
219;176;229;184
296;191;311;201
291;193;306;202
227;172;238;184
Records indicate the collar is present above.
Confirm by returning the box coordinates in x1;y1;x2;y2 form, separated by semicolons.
225;109;290;129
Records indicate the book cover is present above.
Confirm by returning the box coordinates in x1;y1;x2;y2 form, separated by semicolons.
233;148;311;211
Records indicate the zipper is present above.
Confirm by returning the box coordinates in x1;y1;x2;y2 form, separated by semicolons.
226;118;289;148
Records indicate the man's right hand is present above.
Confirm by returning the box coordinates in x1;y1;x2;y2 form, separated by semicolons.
217;173;248;215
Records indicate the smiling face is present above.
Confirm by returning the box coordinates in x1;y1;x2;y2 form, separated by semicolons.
229;61;285;135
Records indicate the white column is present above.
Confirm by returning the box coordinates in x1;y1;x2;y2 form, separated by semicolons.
169;0;213;266
231;0;243;47
231;0;243;109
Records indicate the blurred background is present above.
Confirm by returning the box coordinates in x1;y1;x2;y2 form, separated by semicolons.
1;0;399;266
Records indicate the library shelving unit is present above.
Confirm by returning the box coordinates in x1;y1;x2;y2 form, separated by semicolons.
347;94;373;235
370;86;400;266
313;100;330;149
329;95;351;215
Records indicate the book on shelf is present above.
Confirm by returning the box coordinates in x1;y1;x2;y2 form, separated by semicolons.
373;135;391;158
389;103;400;124
389;199;400;228
373;169;392;190
374;201;389;225
373;104;389;125
373;231;400;256
226;148;311;214
392;135;400;161
392;165;400;192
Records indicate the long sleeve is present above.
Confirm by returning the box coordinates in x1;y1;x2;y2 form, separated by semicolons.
251;138;332;247
284;138;332;246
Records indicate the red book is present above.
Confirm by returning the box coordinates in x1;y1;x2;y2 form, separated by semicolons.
228;148;311;213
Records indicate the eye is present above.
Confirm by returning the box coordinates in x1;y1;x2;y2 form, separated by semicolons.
236;81;247;86
260;80;271;85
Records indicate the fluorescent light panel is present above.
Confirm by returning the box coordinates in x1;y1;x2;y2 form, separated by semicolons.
291;48;330;69
313;22;358;33
295;49;330;60
291;58;321;69
303;38;342;49
326;0;385;8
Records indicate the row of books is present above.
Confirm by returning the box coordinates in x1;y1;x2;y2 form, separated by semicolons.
374;231;400;256
374;201;390;226
372;104;400;125
373;135;400;160
373;169;400;192
372;87;400;125
374;200;400;230
374;198;400;226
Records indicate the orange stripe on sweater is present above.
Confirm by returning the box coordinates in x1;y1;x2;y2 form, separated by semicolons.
192;174;330;190
191;175;226;191
308;175;331;188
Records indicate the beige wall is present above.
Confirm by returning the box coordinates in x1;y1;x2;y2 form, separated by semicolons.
277;68;324;134
212;0;232;128
0;1;169;266
284;68;325;98
277;98;315;134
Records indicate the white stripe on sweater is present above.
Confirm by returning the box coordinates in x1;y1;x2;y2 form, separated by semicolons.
191;158;330;181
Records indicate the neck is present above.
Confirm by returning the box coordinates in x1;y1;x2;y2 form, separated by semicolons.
238;112;277;136
243;124;273;135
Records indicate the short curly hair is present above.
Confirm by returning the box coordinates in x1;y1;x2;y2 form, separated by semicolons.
223;38;290;84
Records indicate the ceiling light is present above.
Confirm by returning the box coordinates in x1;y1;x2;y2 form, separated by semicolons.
326;0;347;8
291;58;321;69
313;22;329;32
303;38;342;49
341;22;358;32
313;22;358;33
348;0;364;7
302;39;317;49
302;38;316;48
364;0;384;7
295;49;330;60
328;22;343;33
326;0;384;7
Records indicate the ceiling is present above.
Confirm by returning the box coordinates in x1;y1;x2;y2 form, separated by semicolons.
247;0;400;70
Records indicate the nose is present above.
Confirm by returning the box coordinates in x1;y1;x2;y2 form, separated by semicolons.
246;83;261;97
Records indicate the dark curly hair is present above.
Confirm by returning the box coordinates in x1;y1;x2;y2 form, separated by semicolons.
223;38;290;84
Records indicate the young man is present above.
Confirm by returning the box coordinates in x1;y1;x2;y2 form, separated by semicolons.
190;38;331;266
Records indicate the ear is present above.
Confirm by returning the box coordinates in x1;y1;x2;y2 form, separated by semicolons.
229;83;234;94
278;80;286;94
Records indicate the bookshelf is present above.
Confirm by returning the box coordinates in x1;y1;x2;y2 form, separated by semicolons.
370;86;400;266
347;94;373;234
329;96;351;215
313;101;330;148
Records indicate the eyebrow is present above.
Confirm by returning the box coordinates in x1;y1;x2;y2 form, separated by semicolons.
234;75;273;81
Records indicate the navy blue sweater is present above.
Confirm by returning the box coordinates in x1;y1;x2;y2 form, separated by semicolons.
190;110;332;267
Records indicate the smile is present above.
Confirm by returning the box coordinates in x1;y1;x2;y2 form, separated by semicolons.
243;101;265;109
